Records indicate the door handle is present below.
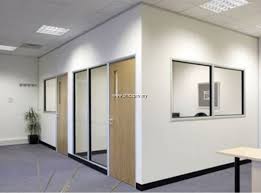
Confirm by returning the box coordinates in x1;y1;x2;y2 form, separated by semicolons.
109;118;113;125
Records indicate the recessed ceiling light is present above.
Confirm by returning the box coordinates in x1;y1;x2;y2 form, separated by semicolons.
200;0;249;13
36;25;70;36
0;45;17;51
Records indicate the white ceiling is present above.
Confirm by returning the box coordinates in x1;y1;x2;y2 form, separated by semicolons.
0;0;260;57
153;0;261;37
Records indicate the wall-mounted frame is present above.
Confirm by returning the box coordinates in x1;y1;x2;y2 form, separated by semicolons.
171;59;245;121
44;77;57;112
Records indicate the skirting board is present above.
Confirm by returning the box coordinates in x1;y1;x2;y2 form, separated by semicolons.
136;159;251;191
39;140;56;151
0;137;28;146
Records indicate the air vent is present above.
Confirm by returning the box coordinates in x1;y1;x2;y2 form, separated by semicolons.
20;43;43;49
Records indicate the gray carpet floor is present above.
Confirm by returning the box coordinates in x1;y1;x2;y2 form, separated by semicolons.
0;144;251;192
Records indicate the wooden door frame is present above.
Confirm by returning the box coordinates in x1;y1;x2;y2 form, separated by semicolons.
56;72;68;154
107;55;136;182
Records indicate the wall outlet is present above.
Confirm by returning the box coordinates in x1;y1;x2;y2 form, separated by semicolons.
8;97;14;103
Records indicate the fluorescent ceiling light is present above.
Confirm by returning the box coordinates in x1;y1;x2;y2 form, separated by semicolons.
200;0;249;13
0;45;17;51
36;25;70;36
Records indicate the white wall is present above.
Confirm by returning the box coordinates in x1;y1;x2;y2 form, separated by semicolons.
141;4;258;184
38;3;259;185
0;54;38;145
38;5;142;180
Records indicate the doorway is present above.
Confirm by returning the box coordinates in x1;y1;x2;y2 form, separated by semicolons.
57;74;68;155
109;58;136;186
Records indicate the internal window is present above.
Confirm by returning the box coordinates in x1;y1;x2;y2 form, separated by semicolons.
73;65;108;168
74;70;88;160
214;67;244;116
44;78;57;112
171;60;245;120
172;61;212;118
89;65;107;167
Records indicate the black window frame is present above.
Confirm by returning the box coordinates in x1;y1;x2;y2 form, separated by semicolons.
88;64;107;167
213;66;245;117
171;60;213;119
73;69;88;156
171;59;245;120
44;77;57;113
72;65;108;171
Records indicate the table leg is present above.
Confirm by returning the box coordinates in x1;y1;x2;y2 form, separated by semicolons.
235;157;240;192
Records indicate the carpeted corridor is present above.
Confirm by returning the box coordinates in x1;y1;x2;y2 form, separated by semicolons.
0;144;251;192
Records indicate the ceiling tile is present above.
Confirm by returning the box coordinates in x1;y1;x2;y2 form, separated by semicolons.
154;0;261;37
182;6;216;20
200;14;239;29
154;0;199;13
0;0;139;57
0;0;260;57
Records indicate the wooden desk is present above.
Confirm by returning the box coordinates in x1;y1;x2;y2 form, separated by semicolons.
218;147;261;192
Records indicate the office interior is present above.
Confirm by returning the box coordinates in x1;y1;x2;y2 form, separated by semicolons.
0;0;261;192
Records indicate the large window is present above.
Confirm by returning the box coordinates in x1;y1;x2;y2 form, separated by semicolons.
44;78;57;112
73;65;107;168
89;65;107;167
171;60;244;120
172;61;211;118
214;67;244;116
74;70;88;160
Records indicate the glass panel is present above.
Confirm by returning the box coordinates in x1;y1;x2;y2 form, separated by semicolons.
214;67;243;116
74;70;88;159
172;61;211;118
90;66;107;166
45;78;57;112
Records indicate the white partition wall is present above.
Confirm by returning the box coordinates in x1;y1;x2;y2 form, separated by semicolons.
38;3;259;186
141;4;258;184
38;4;142;174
